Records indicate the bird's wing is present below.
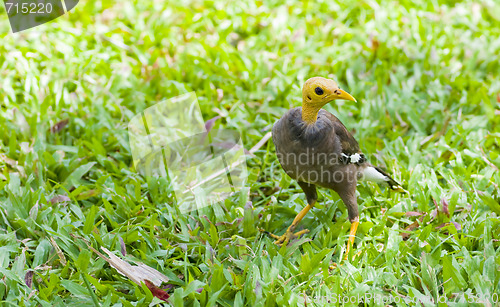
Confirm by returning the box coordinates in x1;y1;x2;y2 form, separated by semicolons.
322;112;404;189
322;111;364;160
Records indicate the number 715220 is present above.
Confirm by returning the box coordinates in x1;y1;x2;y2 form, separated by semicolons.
5;2;54;14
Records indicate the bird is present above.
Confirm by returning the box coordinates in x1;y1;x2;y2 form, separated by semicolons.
267;76;402;258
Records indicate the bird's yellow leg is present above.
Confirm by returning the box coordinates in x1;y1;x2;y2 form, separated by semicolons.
344;217;359;260
264;202;314;246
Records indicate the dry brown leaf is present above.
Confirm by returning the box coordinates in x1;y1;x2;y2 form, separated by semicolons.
401;213;427;240
0;154;17;167
49;195;71;204
216;89;224;102
119;236;127;256
25;270;34;289
50;119;69;133
80;239;171;301
204;116;221;133
99;247;169;287
50;237;67;266
405;211;423;217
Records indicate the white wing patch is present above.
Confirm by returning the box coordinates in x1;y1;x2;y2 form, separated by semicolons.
362;166;388;183
349;153;362;163
341;153;363;163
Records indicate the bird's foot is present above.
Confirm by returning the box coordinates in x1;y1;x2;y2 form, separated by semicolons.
273;228;310;246
261;227;309;246
343;219;360;261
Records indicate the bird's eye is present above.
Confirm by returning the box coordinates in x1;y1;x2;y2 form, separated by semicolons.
315;87;324;95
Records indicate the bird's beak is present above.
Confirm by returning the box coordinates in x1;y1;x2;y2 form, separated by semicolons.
335;89;357;102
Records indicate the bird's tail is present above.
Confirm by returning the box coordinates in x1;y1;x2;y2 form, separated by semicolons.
361;165;404;192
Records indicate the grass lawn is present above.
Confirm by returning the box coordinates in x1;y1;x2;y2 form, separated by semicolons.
1;0;499;306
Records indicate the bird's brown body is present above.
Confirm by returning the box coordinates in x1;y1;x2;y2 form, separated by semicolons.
272;107;363;222
267;77;401;256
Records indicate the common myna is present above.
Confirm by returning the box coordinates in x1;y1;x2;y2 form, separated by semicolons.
268;76;401;257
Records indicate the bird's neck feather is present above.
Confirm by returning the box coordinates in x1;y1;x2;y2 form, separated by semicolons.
301;105;321;124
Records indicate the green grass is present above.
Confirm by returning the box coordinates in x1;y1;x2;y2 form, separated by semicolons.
1;0;499;306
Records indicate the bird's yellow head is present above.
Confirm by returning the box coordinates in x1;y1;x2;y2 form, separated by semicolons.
301;77;356;124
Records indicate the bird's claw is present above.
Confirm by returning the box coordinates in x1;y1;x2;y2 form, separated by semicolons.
259;227;310;246
266;228;310;246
